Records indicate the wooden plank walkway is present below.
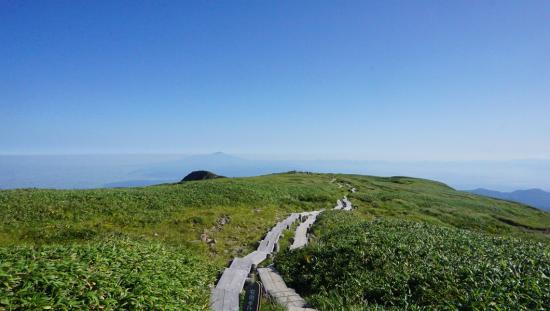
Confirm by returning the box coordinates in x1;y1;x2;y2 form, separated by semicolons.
215;268;249;291
335;196;353;211
211;193;355;311
210;288;240;311
290;211;320;250
229;257;253;271
210;213;301;311
341;196;353;211
258;266;312;309
258;196;355;310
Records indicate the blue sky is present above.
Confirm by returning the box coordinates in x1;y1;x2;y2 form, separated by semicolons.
1;1;549;160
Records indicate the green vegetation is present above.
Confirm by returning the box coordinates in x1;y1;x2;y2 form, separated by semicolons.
0;173;342;261
0;238;215;310
340;175;550;237
0;173;342;310
275;211;550;310
277;222;298;254
1;172;549;310
259;296;285;311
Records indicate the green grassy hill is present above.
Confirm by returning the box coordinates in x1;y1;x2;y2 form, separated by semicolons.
0;172;548;310
341;174;550;236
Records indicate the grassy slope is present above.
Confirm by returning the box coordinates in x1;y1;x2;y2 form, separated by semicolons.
338;174;550;236
274;174;550;310
1;172;549;310
275;212;550;310
0;173;342;310
0;173;343;261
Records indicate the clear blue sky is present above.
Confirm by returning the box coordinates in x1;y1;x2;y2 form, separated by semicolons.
1;1;549;160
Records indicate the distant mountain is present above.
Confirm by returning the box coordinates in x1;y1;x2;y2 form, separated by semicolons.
467;188;550;211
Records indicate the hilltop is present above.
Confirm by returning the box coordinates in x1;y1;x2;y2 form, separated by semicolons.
0;172;548;310
180;170;225;182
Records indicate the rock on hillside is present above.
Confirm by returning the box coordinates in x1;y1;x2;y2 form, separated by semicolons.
180;170;225;182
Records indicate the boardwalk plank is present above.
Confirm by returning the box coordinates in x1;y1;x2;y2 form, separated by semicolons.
342;196;353;211
244;250;268;265
229;257;252;272
210;210;330;310
258;267;309;309
290;212;318;250
257;240;270;252
215;268;248;291
210;288;240;311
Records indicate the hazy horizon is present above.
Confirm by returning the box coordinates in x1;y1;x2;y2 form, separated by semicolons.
1;152;550;162
1;152;548;192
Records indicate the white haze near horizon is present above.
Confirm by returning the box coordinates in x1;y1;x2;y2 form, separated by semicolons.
0;153;548;192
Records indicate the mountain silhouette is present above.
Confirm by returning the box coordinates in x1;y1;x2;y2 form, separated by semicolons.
467;188;550;211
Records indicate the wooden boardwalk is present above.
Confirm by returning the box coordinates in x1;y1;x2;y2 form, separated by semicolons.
210;213;300;311
211;193;355;311
210;288;240;311
258;266;315;310
334;196;353;211
341;196;353;211
258;197;355;310
290;211;320;250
